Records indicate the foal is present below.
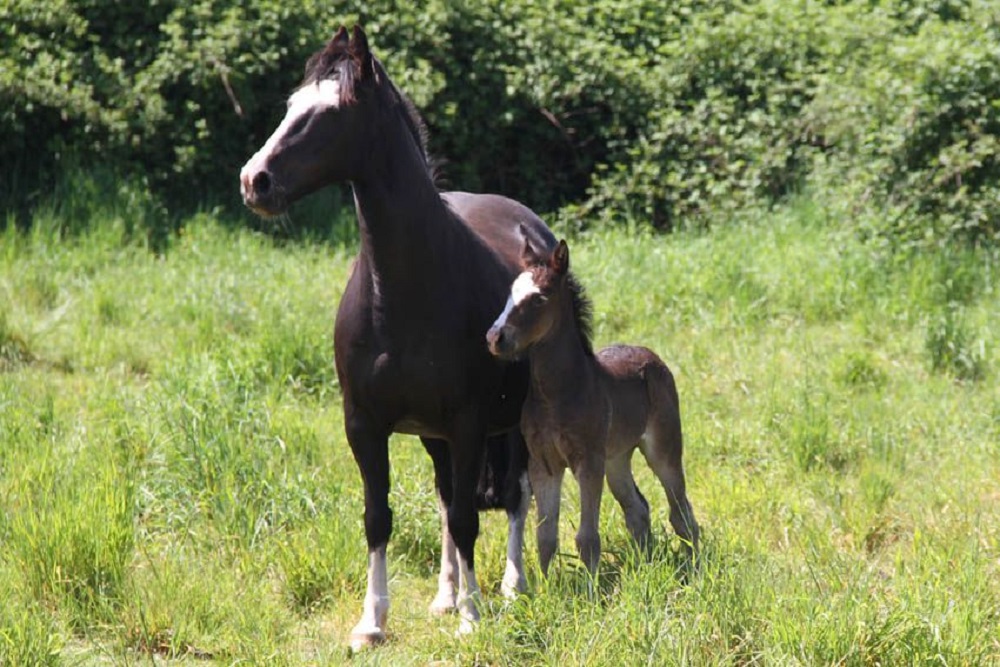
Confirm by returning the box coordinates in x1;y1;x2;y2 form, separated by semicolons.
486;237;699;575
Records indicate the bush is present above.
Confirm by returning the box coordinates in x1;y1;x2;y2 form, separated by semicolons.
2;0;999;245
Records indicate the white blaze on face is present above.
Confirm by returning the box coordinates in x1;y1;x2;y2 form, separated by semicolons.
492;271;540;330
239;78;344;193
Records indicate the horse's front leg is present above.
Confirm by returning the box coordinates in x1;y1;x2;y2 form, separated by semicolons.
447;417;488;634
344;405;393;651
421;437;459;615
573;452;606;577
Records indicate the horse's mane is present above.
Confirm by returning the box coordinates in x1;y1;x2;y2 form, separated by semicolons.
566;271;595;357
379;62;441;182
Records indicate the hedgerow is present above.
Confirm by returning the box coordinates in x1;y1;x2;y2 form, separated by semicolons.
2;0;998;245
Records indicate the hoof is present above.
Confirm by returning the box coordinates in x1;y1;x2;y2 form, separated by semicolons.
500;574;527;600
455;593;481;636
456;616;477;637
349;627;386;652
429;594;457;616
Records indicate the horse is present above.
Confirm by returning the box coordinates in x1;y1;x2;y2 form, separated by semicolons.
239;26;557;648
486;234;699;577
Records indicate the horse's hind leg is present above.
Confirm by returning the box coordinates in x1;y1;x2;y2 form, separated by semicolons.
447;417;489;634
529;456;564;577
422;437;458;615
606;451;652;551
500;431;530;599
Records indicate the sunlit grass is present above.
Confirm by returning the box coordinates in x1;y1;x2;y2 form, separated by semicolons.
1;193;998;664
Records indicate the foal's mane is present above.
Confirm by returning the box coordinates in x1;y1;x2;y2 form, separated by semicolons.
567;272;595;357
302;37;436;181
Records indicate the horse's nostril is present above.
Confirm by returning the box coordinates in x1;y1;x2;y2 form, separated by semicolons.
252;171;272;196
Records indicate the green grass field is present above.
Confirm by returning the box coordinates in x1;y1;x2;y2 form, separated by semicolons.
2;196;999;665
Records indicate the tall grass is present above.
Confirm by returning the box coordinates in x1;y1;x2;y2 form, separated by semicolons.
1;184;998;664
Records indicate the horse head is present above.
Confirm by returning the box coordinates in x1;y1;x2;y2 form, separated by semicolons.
240;25;384;216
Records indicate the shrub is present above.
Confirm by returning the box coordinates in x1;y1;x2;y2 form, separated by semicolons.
3;0;1000;246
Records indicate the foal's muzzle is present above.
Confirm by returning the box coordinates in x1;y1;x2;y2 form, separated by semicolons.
486;325;519;360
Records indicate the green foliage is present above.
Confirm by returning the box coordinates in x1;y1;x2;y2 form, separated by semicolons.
4;0;1000;246
2;199;1000;662
275;523;366;613
0;582;62;667
3;398;137;630
811;2;1000;246
925;304;987;380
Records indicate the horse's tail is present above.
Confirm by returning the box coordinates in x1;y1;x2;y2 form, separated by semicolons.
476;431;529;513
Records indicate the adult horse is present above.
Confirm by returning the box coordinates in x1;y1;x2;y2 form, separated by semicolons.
239;26;555;648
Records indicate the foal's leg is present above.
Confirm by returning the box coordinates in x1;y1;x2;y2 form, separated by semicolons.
641;425;700;557
605;451;652;551
528;456;564;577
573;453;606;576
345;406;392;650
421;437;458;615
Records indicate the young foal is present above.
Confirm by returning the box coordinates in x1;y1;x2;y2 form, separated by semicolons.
486;237;699;575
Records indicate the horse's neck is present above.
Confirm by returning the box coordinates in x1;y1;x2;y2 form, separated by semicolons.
351;116;457;290
527;307;596;406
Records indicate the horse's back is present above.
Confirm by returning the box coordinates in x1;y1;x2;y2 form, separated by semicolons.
443;192;557;272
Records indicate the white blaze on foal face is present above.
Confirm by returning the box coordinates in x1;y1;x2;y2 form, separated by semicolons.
494;271;541;329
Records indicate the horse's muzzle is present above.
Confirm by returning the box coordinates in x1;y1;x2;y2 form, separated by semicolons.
239;165;286;217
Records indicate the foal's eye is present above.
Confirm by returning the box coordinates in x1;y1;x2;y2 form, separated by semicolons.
527;293;547;306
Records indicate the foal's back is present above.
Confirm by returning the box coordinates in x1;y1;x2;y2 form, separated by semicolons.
597;344;681;457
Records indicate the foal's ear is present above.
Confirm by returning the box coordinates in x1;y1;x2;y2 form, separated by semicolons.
551;239;570;275
350;24;375;78
519;224;539;266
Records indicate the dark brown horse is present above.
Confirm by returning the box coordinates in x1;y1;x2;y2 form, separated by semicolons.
239;27;555;647
486;236;699;576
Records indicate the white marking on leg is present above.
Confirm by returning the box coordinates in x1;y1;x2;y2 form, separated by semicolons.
456;553;482;635
350;546;389;650
501;472;530;598
430;496;458;615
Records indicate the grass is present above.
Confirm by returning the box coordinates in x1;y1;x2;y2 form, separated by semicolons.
1;190;999;665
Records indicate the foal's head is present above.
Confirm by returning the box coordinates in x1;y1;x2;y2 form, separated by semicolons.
240;25;430;217
487;234;593;360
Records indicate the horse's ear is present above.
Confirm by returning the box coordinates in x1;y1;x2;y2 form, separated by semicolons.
519;224;539;266
332;26;349;50
551;239;569;275
350;24;375;78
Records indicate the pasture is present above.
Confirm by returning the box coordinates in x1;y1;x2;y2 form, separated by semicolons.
2;196;999;665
